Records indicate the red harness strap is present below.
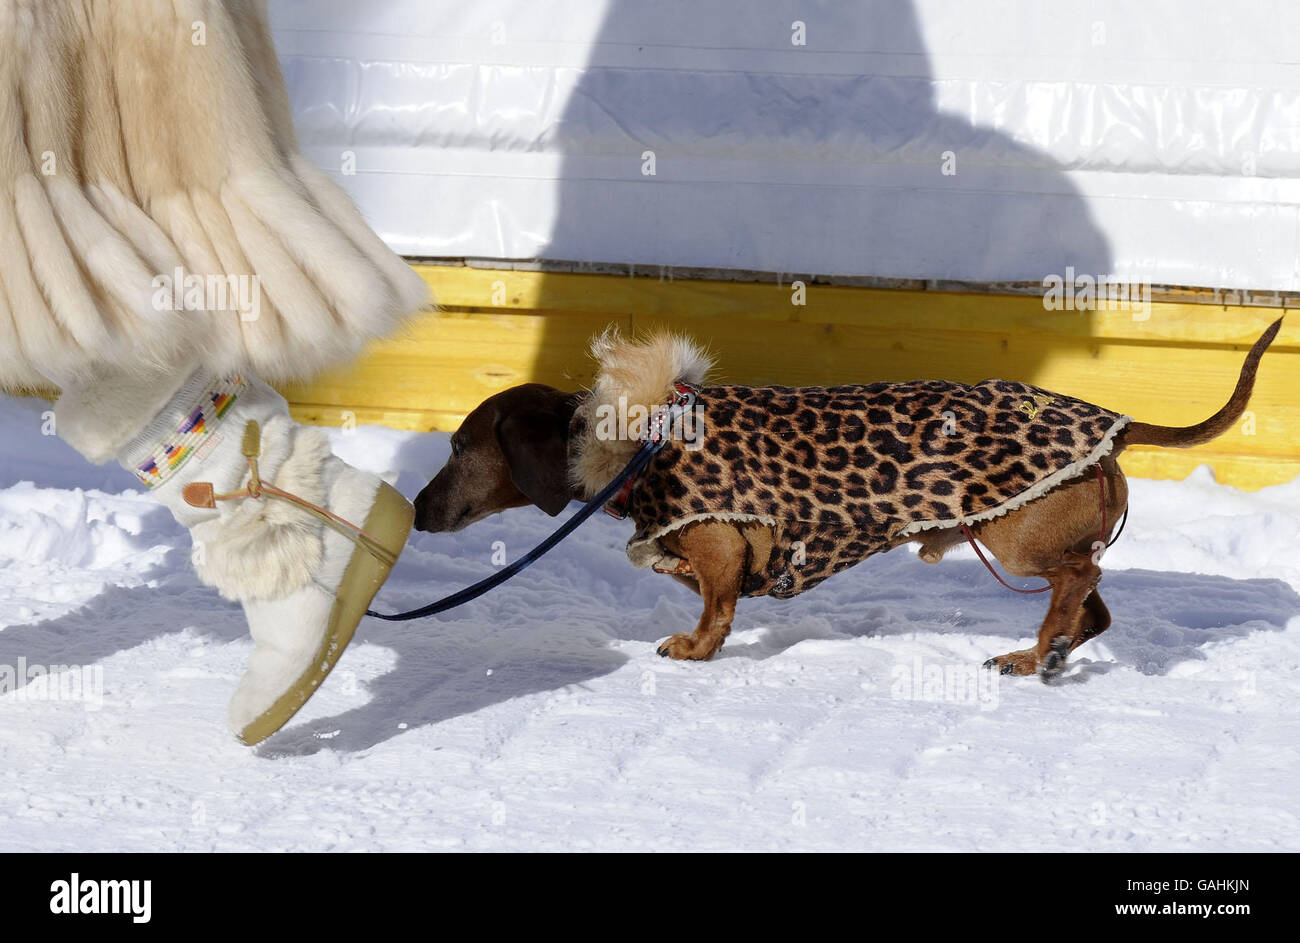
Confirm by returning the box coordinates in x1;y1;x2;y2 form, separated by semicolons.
960;464;1125;596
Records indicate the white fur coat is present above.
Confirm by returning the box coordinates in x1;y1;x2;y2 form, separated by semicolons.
0;0;428;393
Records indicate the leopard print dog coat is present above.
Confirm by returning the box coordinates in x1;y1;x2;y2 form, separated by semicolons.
568;332;1130;601
621;380;1130;598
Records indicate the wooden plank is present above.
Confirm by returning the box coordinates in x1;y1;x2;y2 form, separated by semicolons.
412;266;1300;347
277;310;623;417
288;403;462;432
268;265;1300;492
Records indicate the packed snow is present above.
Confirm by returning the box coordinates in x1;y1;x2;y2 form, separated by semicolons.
1;393;1297;851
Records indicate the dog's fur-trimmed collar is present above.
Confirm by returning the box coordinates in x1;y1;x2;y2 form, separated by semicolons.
569;329;715;497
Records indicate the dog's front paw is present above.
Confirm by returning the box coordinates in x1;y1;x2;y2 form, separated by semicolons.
656;633;722;660
983;648;1038;676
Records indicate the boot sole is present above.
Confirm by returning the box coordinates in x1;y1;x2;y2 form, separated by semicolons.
237;481;414;746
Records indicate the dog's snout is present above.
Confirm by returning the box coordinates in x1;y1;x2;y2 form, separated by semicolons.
412;478;447;533
414;499;471;533
412;494;432;532
413;464;476;533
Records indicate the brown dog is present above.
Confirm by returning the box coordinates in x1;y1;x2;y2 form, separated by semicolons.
415;321;1282;680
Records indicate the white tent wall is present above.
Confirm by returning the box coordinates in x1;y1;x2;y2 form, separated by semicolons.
270;0;1300;291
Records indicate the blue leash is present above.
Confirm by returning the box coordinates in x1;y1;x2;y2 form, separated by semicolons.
364;436;666;622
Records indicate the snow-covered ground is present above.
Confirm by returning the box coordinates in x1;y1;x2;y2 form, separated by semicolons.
1;393;1297;852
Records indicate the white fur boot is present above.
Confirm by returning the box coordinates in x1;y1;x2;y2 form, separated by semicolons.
56;367;413;745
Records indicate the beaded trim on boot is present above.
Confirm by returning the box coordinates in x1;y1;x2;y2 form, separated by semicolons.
124;373;246;489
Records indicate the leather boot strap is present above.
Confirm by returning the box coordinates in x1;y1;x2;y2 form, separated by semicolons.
182;421;399;569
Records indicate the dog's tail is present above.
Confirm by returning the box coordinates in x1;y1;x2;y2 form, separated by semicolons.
1122;316;1283;449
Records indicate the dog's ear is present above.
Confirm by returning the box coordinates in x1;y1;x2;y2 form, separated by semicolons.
495;392;578;516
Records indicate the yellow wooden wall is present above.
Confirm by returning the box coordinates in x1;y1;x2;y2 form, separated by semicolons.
278;264;1300;490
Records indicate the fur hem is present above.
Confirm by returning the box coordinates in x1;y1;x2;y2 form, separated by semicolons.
0;1;426;391
570;329;714;497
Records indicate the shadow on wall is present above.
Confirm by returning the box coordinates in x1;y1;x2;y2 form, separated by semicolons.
534;0;1112;385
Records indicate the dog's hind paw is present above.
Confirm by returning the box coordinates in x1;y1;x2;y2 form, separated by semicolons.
1039;635;1071;683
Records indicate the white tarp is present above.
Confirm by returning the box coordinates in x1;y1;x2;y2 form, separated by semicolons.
270;0;1300;290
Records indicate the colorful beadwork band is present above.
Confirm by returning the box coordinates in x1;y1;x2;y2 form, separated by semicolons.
132;374;244;489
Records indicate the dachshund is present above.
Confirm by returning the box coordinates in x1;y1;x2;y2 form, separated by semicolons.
414;320;1282;680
